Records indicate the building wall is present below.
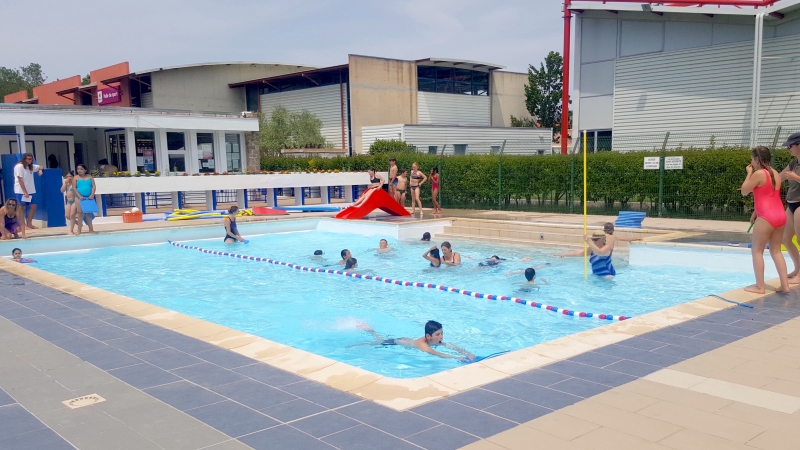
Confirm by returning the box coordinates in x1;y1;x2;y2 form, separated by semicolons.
417;92;490;126
259;84;350;150
31;76;82;105
361;124;404;152
575;10;800;134
489;71;533;127
4;91;29;103
348;55;417;154
151;64;314;113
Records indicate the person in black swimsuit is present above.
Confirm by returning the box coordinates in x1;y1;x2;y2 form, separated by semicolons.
409;162;427;216
423;246;441;267
223;206;245;244
349;169;384;208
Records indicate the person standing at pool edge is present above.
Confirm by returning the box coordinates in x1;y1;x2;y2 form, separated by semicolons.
740;146;790;294
74;164;96;235
780;132;800;284
388;158;398;201
556;230;616;278
409;162;427;216
14;153;43;230
430;167;441;214
223;206;246;244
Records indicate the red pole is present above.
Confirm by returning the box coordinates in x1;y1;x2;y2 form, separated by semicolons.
561;0;572;155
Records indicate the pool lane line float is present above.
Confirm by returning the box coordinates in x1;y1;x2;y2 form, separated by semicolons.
709;294;754;309
168;241;630;321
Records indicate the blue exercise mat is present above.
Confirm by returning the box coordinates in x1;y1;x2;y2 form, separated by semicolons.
79;199;99;214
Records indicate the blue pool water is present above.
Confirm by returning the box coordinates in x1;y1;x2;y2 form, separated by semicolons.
32;228;756;378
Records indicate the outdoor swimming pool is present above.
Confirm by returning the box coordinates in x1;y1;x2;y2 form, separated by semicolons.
27;221;762;378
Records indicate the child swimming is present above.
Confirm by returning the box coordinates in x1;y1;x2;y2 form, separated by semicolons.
357;321;475;361
377;239;392;253
11;248;35;264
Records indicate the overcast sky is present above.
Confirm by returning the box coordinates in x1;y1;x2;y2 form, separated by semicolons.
1;0;563;80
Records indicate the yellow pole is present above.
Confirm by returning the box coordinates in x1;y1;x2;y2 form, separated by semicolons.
583;131;588;279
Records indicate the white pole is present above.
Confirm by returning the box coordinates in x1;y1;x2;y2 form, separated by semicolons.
750;13;765;147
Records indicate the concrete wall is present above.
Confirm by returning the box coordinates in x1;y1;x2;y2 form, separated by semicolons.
150;64;314;113
348;55;417;154
490;71;533;127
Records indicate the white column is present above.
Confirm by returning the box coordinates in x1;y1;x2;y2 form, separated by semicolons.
135;194;143;211
216;131;228;173
157;129;169;175
15;125;25;154
266;188;276;207
125;128;137;173
171;192;180;210
95;196;104;217
750;13;765;146
320;186;330;204
188;130;198;174
236;189;246;209
205;191;214;210
345;186;354;202
294;188;304;206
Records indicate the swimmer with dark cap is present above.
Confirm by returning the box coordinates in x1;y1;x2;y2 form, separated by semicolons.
421;232;431;241
338;249;352;265
357;321;475;361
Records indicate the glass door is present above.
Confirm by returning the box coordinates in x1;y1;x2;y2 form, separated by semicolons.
44;141;70;176
197;133;215;173
167;132;187;173
225;134;241;172
108;133;127;172
134;131;157;173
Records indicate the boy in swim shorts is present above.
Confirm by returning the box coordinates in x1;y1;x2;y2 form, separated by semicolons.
357;321;475;361
338;249;352;265
395;170;407;205
377;239;392;253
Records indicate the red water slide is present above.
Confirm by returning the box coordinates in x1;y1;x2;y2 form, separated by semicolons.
334;188;411;220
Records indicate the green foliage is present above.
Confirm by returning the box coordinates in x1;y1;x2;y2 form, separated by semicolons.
524;51;569;129
81;74;91;85
259;106;329;157
510;116;537;128
368;140;416;155
0;63;46;98
262;148;784;220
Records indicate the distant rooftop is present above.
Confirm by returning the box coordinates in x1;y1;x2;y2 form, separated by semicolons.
102;61;318;84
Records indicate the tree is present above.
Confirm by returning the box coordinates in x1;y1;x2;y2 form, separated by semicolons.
0;63;46;99
259;105;329;156
523;52;569;130
510;116;538;128
368;139;416;155
81;74;91;85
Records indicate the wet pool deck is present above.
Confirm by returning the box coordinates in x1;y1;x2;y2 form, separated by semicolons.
2;210;799;450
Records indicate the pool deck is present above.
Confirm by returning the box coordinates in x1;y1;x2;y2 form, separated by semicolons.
2;210;798;449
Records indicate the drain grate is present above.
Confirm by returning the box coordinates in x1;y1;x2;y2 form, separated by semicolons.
62;394;106;409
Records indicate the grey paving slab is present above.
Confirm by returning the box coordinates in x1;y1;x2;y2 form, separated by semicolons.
548;377;613;398
101;315;155;331
210;379;298;411
37;306;84;320
511;368;571;387
170;362;247;389
152;425;232;450
684;321;754;338
484;399;551;423
49;336;109;358
259;398;327;422
88;381;165;414
278;381;361;409
405;424;480;450
541;360;637;387
202;439;254;450
323;424;421;450
692;331;747;344
0;361;52;391
79;347;143;371
0;389;13;407
42;362;119;392
108;363;182;389
36;404;117;430
290;411;360;439
81;308;125;320
17;345;82;372
4;380;75;414
52;315;107;331
79;325;137;342
0;427;75;450
143;381;226;412
337;401;437;439
0;298;19;311
104;336;167;354
185;401;278;438
105;401;207;440
136;348;203;371
194;348;257;369
412;400;516;438
567;351;622;368
593;344;685;368
232;363;304;388
602;359;662;378
0;307;41;320
650;343;710;359
614;337;668;352
145;331;220;354
0;404;48;439
11;316;84;342
240;425;336;450
64;426;162;450
483;378;582;410
447;388;509;410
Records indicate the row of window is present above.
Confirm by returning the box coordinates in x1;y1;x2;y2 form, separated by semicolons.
106;132;241;174
417;67;490;96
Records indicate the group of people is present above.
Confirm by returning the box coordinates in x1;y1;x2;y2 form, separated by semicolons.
387;159;441;215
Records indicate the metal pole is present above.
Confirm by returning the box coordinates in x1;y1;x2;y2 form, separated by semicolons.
750;12;765;147
561;0;572;155
498;140;506;209
583;131;588;279
658;132;670;218
570;148;575;214
771;126;782;153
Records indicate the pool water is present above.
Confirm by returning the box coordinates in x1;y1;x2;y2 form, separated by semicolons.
32;229;755;378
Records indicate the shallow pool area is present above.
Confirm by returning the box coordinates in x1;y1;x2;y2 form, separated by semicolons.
25;219;763;378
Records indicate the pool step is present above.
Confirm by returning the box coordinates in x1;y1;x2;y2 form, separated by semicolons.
434;232;581;249
441;226;589;245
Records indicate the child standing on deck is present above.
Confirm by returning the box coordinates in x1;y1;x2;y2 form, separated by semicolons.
61;172;77;234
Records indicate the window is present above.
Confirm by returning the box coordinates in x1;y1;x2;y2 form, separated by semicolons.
453;144;467;155
246;85;259;112
167;132;186;172
134;131;156;172
417;66;490;96
225;134;241;171
428;146;438;155
197;133;215;173
490;146;501;155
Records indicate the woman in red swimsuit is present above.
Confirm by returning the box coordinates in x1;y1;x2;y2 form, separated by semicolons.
430;167;441;214
740;146;790;294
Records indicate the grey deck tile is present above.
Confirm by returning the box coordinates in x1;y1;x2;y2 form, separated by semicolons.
0;404;48;439
0;307;40;320
482;378;582;410
614;337;668;352
548;377;613;398
0;389;13;407
53;314;107;330
194;348;257;369
651;343;710;359
106;401;206;440
412;400;516;438
88;381;163;414
210;379;298;411
232;363;304;388
323;425;421;450
278;380;360;409
37;306;84;320
152;425;231;450
11;316;85;342
512;368;571;387
592;345;685;368
101;315;153;330
81;308;125;320
0;298;19;311
4;380;74;414
290;411;360;438
240;425;336;450
483;399;551;423
63;426;162;450
170;362;247;389
259;398;326;422
199;439;253;450
16;346;82;372
104;336;167;354
0;427;75;450
50;335;108;357
603;359;662;378
405;424;479;450
41;362;118;391
108;363;182;389
567;351;622;368
185;400;279;438
143;381;226;411
541;360;638;387
80;346;143;370
337;401;437;438
692;331;746;344
135;348;203;371
0;361;52;391
447;388;509;410
79;325;137;341
683;321;754;338
36;404;117;430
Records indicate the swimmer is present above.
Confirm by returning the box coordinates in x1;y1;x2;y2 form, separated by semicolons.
223;206;245;244
344;258;358;270
440;242;461;266
555;230;615;278
423;246;442;267
357;321;475;361
11;248;35;264
421;232;431;241
377;239;392;253
506;267;548;284
479;255;505;267
338;249;352;265
603;223;643;248
310;250;325;261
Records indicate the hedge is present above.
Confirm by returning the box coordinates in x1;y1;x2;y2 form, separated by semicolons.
261;148;793;220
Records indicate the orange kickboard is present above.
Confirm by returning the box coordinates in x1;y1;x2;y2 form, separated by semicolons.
334;188;411;220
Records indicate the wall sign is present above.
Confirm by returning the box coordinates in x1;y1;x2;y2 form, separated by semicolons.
643;157;660;170
665;156;684;170
97;87;121;105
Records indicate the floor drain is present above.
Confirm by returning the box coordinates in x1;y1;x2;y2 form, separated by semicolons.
62;394;106;409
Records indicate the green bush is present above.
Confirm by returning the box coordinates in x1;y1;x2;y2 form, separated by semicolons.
261;148;792;220
368;139;416;155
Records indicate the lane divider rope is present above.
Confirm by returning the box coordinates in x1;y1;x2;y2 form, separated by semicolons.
168;241;630;321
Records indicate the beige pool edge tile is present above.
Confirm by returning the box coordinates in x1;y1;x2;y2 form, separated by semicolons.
204;329;261;350
304;362;383;392
349;377;458;410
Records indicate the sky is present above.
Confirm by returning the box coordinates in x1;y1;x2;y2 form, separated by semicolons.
1;0;563;81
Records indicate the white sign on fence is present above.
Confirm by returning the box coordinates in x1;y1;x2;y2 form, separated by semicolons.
665;156;684;170
644;157;660;170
